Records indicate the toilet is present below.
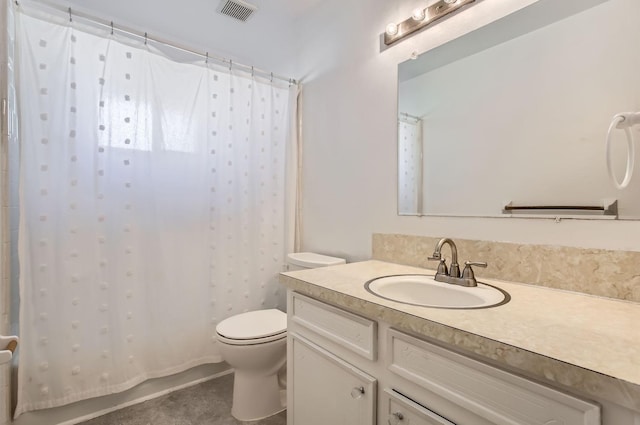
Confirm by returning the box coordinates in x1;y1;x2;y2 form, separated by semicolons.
216;252;346;421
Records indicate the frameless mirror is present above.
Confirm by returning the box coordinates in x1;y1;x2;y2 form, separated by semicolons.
397;0;640;219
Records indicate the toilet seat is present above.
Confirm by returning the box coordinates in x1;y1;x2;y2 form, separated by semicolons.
216;309;287;346
217;331;286;346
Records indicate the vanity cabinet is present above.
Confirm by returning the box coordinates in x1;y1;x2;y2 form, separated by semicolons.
288;292;378;425
287;291;601;425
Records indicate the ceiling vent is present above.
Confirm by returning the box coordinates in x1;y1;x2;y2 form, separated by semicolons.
217;0;258;22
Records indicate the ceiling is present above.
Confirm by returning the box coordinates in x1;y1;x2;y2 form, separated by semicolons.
42;0;324;77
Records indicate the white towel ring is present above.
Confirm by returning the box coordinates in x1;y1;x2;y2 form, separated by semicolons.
606;114;635;189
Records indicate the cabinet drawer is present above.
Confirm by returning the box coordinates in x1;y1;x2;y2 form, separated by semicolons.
388;329;600;425
384;389;457;425
290;292;377;360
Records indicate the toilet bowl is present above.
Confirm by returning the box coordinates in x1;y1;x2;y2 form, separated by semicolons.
216;309;287;421
217;252;346;421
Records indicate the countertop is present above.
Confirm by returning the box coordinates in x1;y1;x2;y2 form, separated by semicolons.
279;260;640;412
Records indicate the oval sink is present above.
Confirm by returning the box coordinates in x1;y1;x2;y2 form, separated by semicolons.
365;274;509;309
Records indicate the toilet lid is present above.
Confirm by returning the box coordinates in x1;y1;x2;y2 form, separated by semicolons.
287;252;346;268
216;309;287;340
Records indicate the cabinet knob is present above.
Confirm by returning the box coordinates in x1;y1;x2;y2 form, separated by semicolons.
388;412;404;424
350;386;365;399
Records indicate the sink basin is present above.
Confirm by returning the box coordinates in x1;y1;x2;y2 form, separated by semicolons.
365;274;509;309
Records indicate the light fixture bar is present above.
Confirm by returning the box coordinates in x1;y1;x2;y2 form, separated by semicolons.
384;0;476;46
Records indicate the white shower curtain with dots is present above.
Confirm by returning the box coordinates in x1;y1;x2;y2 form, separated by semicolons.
398;117;423;214
16;9;296;415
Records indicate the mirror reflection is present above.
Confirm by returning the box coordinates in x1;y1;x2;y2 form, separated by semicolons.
397;0;640;219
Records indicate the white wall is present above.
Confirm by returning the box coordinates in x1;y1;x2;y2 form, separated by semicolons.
294;0;640;261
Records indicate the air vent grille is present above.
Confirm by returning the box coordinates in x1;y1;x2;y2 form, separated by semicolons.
218;0;257;22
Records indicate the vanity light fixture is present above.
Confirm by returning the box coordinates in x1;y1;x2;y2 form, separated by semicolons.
385;22;399;36
384;0;476;46
412;8;426;21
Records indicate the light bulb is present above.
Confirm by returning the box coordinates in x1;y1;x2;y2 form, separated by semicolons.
412;8;425;20
386;22;399;36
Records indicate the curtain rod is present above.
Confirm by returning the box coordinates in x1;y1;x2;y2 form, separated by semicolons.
399;112;421;121
14;0;298;85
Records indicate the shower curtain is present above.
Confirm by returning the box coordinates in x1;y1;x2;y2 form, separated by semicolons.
15;9;297;415
398;117;423;214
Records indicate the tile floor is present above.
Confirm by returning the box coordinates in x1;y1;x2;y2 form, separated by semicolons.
80;373;287;425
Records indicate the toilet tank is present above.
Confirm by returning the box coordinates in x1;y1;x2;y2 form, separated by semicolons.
286;252;346;271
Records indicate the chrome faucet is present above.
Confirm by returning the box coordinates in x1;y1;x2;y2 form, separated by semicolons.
428;238;487;287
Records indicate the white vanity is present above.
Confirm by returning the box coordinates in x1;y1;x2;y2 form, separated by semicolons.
280;260;640;425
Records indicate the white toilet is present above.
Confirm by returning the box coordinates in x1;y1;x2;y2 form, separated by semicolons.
216;252;346;421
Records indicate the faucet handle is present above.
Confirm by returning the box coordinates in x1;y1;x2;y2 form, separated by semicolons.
462;261;487;282
428;256;448;275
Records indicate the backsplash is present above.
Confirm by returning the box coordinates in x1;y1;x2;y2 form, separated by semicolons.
372;233;640;303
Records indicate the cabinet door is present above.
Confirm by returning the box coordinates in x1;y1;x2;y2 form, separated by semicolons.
290;333;376;425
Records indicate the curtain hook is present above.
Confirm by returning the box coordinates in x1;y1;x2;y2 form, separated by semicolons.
110;21;114;36
144;32;148;45
68;7;72;22
205;52;209;64
251;66;254;78
229;60;232;71
288;78;292;87
270;72;274;83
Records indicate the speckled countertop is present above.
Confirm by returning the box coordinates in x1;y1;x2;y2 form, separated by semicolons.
280;260;640;412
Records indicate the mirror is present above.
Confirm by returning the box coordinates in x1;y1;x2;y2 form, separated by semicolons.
397;0;640;219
